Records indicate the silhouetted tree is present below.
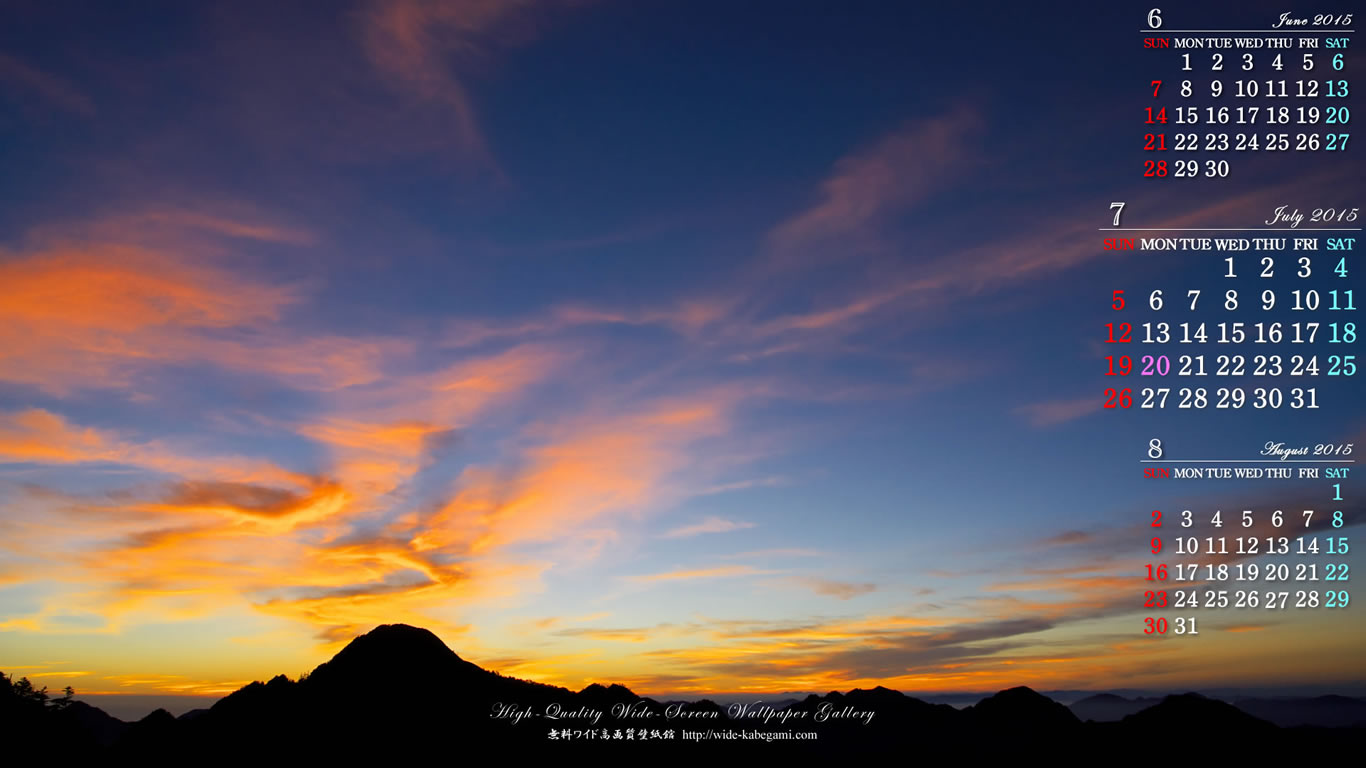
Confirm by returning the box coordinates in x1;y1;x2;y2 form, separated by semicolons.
2;671;75;710
52;685;75;710
3;671;49;705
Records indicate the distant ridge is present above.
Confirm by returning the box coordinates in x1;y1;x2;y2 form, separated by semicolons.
1232;694;1366;728
1070;692;1160;722
5;623;1363;757
1121;692;1276;732
967;685;1081;733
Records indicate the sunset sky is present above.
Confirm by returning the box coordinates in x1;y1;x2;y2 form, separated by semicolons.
1;0;1362;711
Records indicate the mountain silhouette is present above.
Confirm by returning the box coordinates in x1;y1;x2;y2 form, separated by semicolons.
55;700;127;747
1121;692;1274;732
1232;694;1366;728
6;623;1363;757
967;685;1081;732
575;681;640;711
309;623;479;684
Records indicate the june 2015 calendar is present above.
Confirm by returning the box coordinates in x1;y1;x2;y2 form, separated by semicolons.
0;1;1359;758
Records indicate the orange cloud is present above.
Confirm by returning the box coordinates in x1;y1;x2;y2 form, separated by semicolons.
297;344;562;499
529;611;1125;694
156;479;349;528
5;494;462;641
554;627;661;643
0;408;115;464
0;242;284;391
3;385;748;655
0;408;310;488
94;675;250;696
321;343;561;423
411;391;738;557
0;213;419;394
0;245;289;334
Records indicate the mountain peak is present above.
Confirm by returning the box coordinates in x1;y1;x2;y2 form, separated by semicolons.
577;682;639;704
1075;692;1130;703
1123;692;1274;731
969;686;1080;730
356;623;456;649
139;708;175;724
304;623;483;693
336;624;462;661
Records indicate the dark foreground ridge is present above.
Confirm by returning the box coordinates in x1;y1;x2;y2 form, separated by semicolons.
4;624;1363;757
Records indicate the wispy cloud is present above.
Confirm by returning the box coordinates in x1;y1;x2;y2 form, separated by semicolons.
796;577;876;600
0;408;303;486
0;51;94;115
718;548;826;560
358;0;588;171
554;626;667;643
1014;396;1101;427
1036;530;1093;547
766;104;983;259
0;210;412;395
409;391;743;556
631;565;770;583
660;516;756;539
